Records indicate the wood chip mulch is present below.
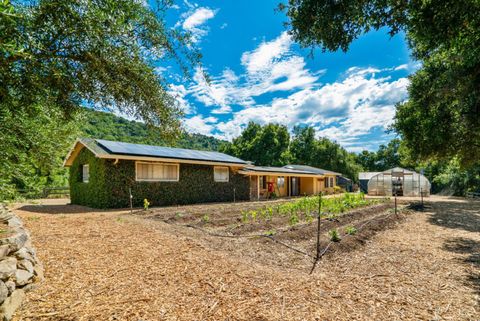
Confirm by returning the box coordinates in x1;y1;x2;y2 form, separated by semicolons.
11;196;480;320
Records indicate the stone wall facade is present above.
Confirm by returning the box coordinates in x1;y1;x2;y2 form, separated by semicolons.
0;205;42;321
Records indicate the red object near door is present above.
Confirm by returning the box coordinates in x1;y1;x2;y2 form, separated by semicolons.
267;182;274;192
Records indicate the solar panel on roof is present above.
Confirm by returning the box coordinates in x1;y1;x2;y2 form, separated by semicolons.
95;139;247;164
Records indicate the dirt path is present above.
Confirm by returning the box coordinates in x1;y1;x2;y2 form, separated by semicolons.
12;196;479;320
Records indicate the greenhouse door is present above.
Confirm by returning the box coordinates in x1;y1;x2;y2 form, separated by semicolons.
392;175;404;196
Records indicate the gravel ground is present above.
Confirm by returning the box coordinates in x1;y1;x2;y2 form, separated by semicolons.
11;196;480;320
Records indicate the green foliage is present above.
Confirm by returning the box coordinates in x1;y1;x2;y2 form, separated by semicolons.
143;198;150;211
70;149;250;208
282;0;480;166
0;0;200;201
429;159;480;196
291;126;362;182
220;122;291;166
357;139;403;172
344;226;357;236
0;102;80;200
221;123;361;181
2;0;199;137
242;193;379;226
264;229;276;236
201;214;209;223
328;229;341;242
81;109;225;151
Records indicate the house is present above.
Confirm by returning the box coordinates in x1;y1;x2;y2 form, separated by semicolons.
64;138;342;208
359;167;431;196
239;165;340;200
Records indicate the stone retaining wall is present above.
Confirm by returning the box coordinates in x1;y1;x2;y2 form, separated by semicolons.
0;205;43;321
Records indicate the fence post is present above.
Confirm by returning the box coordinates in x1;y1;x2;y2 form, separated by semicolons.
394;194;397;215
421;188;423;209
316;192;322;260
233;187;236;203
129;188;133;214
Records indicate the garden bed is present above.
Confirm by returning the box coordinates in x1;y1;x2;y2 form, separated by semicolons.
143;194;406;271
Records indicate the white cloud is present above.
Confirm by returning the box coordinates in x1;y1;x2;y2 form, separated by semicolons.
240;32;292;75
168;84;194;114
183;7;216;29
213;67;409;148
169;29;411;151
181;7;217;42
187;32;320;113
183;115;218;135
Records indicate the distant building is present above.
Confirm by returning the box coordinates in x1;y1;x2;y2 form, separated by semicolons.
359;167;431;197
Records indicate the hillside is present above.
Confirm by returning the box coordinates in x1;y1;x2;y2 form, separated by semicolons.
80;109;226;151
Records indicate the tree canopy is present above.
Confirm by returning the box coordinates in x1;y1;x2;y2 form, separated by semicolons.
221;123;361;180
356;139;402;172
282;0;480;166
220;122;291;167
0;0;199;200
1;0;198;135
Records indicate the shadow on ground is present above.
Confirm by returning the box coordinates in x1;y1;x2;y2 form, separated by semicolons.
428;200;480;233
442;237;480;296
17;204;106;215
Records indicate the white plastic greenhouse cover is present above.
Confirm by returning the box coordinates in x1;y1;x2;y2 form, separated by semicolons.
367;167;431;197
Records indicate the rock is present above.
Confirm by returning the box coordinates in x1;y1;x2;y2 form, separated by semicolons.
12;248;33;263
0;282;7;305
0;212;13;224
14;269;33;286
33;264;44;282
6;218;21;229
0;289;25;321
17;260;33;274
4;282;14;295
0;258;16;281
22;283;38;293
0;232;28;252
0;247;9;260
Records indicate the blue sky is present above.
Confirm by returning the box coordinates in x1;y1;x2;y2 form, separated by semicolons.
158;0;416;152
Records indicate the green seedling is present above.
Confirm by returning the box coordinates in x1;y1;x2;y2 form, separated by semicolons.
328;229;341;242
345;225;357;235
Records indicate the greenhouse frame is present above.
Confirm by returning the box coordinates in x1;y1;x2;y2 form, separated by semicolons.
365;167;431;197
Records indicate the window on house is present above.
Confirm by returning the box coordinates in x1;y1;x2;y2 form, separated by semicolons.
330;177;334;187
214;166;229;182
259;176;267;189
136;162;179;182
82;165;89;183
277;176;285;188
325;177;329;188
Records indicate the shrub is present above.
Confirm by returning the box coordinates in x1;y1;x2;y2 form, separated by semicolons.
241;210;249;223
289;212;299;225
328;229;341;242
201;214;209;223
143;198;150;211
345;225;357;235
264;229;276;236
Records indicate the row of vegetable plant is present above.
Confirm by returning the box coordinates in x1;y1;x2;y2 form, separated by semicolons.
240;192;386;226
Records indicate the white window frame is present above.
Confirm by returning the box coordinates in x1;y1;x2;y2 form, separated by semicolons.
277;176;285;188
213;166;229;183
135;161;179;182
82;164;89;183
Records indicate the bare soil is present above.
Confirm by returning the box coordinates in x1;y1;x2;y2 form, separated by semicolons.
11;196;480;320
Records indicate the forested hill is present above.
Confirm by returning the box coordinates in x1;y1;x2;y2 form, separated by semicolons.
80;109;226;151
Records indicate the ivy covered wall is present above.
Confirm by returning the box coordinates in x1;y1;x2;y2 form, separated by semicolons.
70;148;250;208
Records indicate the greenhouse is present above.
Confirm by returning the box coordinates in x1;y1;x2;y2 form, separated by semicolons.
366;167;431;197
